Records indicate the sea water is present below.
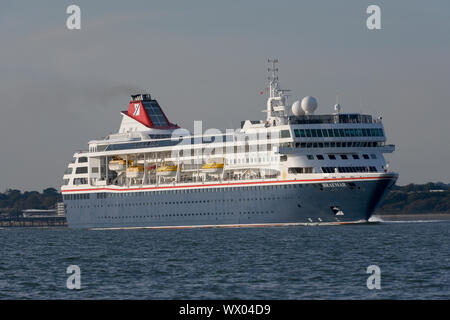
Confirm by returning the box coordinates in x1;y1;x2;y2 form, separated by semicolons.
0;221;449;299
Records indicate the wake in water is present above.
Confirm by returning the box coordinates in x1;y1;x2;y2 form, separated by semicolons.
370;215;447;224
368;216;384;223
381;220;446;224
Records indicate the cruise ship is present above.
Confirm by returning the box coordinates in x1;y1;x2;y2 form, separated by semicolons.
61;59;398;229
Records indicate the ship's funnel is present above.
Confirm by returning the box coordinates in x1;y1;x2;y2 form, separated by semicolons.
127;94;178;129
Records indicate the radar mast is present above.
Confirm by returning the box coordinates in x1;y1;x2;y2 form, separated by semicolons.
266;58;290;125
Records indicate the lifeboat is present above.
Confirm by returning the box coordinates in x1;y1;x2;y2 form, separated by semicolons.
156;162;178;176
108;157;127;172
126;165;144;178
201;159;224;173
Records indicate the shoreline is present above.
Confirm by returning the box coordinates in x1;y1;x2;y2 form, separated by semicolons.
0;216;67;228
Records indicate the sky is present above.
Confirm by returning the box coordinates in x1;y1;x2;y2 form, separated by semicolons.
0;0;449;191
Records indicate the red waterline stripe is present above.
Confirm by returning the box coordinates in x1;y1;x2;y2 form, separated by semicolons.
61;175;396;193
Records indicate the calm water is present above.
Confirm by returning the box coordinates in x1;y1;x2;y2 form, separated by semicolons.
0;220;449;299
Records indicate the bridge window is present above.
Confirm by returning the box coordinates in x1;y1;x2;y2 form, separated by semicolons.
327;129;334;137
333;129;340;137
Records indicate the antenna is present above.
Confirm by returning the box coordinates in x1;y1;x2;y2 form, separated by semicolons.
264;58;291;123
267;58;279;79
267;58;280;99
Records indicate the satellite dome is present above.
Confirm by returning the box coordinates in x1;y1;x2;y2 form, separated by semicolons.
301;96;318;115
291;100;305;116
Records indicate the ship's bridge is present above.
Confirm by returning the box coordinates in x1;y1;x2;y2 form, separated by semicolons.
288;113;380;125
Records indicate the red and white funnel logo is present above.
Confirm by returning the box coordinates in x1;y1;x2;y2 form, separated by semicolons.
133;103;141;116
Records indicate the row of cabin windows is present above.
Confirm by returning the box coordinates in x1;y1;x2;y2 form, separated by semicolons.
99;184;298;197
97;211;274;219
101;195;293;207
308;154;376;161
293;128;384;138
69;195;294;206
64;184;306;200
321;166;378;173
296;141;380;148
65;193;90;200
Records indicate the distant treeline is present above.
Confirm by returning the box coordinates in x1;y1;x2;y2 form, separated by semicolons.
0;188;62;217
0;183;449;217
376;182;450;214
